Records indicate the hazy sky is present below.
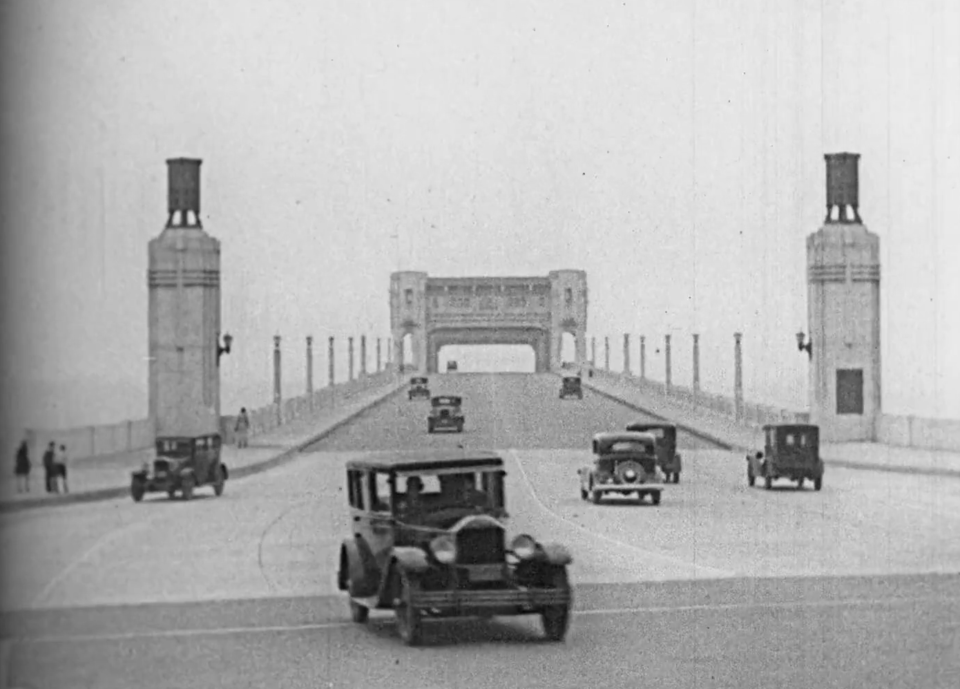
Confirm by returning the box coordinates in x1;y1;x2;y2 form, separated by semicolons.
1;0;958;439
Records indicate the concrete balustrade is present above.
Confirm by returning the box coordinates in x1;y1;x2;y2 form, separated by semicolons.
25;367;398;463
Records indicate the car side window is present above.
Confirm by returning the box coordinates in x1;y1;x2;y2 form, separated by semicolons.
798;434;807;447
347;470;365;509
785;434;795;446
369;471;391;512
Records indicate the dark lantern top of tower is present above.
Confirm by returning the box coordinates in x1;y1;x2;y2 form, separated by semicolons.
824;152;861;224
166;158;203;229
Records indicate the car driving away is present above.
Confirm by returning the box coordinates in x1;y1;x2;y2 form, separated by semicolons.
578;431;666;505
625;422;682;483
559;375;583;400
337;451;574;646
747;424;824;491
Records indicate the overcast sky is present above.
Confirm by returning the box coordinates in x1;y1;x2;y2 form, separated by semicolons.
1;0;957;440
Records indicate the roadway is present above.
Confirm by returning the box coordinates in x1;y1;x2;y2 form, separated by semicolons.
2;373;959;688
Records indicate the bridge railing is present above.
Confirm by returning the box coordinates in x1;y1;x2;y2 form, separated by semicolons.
589;367;960;451
25;367;400;462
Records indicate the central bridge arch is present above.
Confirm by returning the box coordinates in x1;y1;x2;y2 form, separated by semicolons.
390;271;588;374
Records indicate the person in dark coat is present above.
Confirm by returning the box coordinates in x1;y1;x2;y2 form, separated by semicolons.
42;441;57;493
14;439;30;493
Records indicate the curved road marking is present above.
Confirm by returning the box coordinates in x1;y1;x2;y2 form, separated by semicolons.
257;498;314;593
507;449;733;579
13;594;960;645
30;518;154;610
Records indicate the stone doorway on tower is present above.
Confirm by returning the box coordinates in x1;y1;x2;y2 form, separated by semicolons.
438;344;536;373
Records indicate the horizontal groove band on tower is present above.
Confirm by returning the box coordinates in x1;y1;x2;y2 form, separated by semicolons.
148;269;221;288
808;264;880;283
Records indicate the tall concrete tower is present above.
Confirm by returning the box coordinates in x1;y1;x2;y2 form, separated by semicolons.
548;269;588;369
806;153;881;442
390;271;428;372
148;158;225;437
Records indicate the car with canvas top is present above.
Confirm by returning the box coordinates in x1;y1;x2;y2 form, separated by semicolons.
625;422;682;483
130;433;228;502
747;424;823;491
337;451;573;645
428;395;464;433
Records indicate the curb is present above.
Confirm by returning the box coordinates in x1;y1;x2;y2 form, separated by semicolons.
0;383;406;515
582;377;960;480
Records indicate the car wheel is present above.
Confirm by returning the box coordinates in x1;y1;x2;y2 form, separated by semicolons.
349;599;369;624
131;479;145;503
764;473;772;491
214;465;226;497
181;475;195;501
167;488;177;500
747;466;755;487
579;487;587;500
673;472;680;484
457;423;464;433
796;477;804;490
651;491;661;506
540;566;572;642
394;571;423;646
814;476;822;491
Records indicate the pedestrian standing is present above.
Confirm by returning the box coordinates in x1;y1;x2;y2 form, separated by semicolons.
42;441;57;493
235;407;250;448
14;439;30;493
56;444;69;493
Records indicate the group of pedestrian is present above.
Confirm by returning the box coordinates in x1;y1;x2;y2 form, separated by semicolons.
13;439;69;494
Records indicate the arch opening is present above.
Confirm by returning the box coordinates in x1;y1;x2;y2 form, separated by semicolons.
560;332;577;366
437;345;536;373
401;333;414;368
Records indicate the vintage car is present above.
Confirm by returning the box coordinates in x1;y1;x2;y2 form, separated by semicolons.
408;377;430;400
131;433;228;502
337;451;573;645
428;395;464;434
578;431;665;505
446;360;459;372
625;422;682;483
559;376;583;400
747;424;823;491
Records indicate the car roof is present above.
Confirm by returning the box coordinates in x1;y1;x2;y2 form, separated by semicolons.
156;434;219;441
562;375;581;381
762;424;819;432
432;395;461;403
593;431;656;444
346;450;503;473
410;377;428;382
626;421;676;431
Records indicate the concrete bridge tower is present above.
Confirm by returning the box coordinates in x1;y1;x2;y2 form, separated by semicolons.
549;270;588;369
148;158;226;437
390;271;428;372
806;153;881;442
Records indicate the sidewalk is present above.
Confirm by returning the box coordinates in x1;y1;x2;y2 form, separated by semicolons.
0;379;405;514
582;371;960;479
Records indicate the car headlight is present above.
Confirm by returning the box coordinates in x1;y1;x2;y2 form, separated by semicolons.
510;534;538;560
430;534;457;564
624;469;636;480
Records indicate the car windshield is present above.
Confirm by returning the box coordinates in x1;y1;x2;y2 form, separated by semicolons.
394;470;503;525
432;398;459;407
156;439;192;458
607;440;652;454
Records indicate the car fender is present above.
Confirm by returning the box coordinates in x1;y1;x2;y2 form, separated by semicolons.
675;453;682;470
131;470;147;481
538;543;573;566
338;537;379;596
220;464;229;480
376;547;431;605
179;467;196;480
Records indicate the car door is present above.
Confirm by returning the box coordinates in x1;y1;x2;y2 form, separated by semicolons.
363;470;396;573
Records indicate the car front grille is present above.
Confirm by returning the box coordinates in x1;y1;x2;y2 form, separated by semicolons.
457;526;505;565
153;460;170;473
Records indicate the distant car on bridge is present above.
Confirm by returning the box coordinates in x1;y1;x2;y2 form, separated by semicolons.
130;433;228;502
625;422;682;483
408;377;430;400
747;424;823;491
337;451;573;645
559;375;583;400
446;360;458;372
428;395;464;433
578;431;665;505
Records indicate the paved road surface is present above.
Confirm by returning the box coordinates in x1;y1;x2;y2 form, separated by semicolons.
3;373;959;688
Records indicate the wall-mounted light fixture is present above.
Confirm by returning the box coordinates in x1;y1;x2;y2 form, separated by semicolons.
217;332;233;365
796;331;812;359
